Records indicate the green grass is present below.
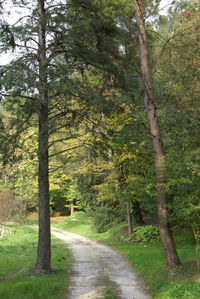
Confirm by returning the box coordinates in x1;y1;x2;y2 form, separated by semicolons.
103;288;118;299
52;212;200;299
0;225;71;299
51;212;124;242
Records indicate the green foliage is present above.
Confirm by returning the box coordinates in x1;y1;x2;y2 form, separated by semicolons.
50;189;69;216
133;225;160;242
90;204;124;233
104;288;118;299
1;0;200;278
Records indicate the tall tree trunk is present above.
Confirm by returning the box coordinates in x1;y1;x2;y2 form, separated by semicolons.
133;0;180;266
125;202;133;237
35;0;51;273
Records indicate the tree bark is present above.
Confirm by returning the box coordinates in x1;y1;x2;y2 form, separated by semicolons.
192;227;200;270
70;202;74;216
35;0;51;273
125;202;133;237
133;0;180;266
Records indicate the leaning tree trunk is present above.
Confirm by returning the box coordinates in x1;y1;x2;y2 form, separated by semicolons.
133;0;180;266
35;0;51;273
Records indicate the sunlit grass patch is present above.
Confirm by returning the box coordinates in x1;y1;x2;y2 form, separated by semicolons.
0;225;71;299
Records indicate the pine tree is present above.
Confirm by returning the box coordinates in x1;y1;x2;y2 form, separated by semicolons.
34;0;51;273
133;0;180;266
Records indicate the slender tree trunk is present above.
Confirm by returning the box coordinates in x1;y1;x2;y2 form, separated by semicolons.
125;202;133;237
35;0;51;273
133;0;180;266
192;227;200;270
70;202;74;216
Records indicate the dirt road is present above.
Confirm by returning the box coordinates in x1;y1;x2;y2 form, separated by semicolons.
51;227;151;299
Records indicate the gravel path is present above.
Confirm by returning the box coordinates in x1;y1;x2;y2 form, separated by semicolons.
51;227;151;299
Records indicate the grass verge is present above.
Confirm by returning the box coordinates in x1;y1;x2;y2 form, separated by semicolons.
0;225;71;299
52;212;200;299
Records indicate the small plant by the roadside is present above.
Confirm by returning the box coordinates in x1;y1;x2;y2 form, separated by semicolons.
104;288;118;299
132;225;159;242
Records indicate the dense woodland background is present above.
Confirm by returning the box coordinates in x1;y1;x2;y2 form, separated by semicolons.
0;0;200;273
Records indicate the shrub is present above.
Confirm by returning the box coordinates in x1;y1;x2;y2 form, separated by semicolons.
133;225;159;242
91;206;124;233
0;189;26;224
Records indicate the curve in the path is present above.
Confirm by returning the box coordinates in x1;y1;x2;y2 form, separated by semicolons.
51;227;151;299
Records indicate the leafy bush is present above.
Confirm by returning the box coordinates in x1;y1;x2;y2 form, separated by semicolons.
91;206;123;233
133;225;159;242
0;189;26;224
